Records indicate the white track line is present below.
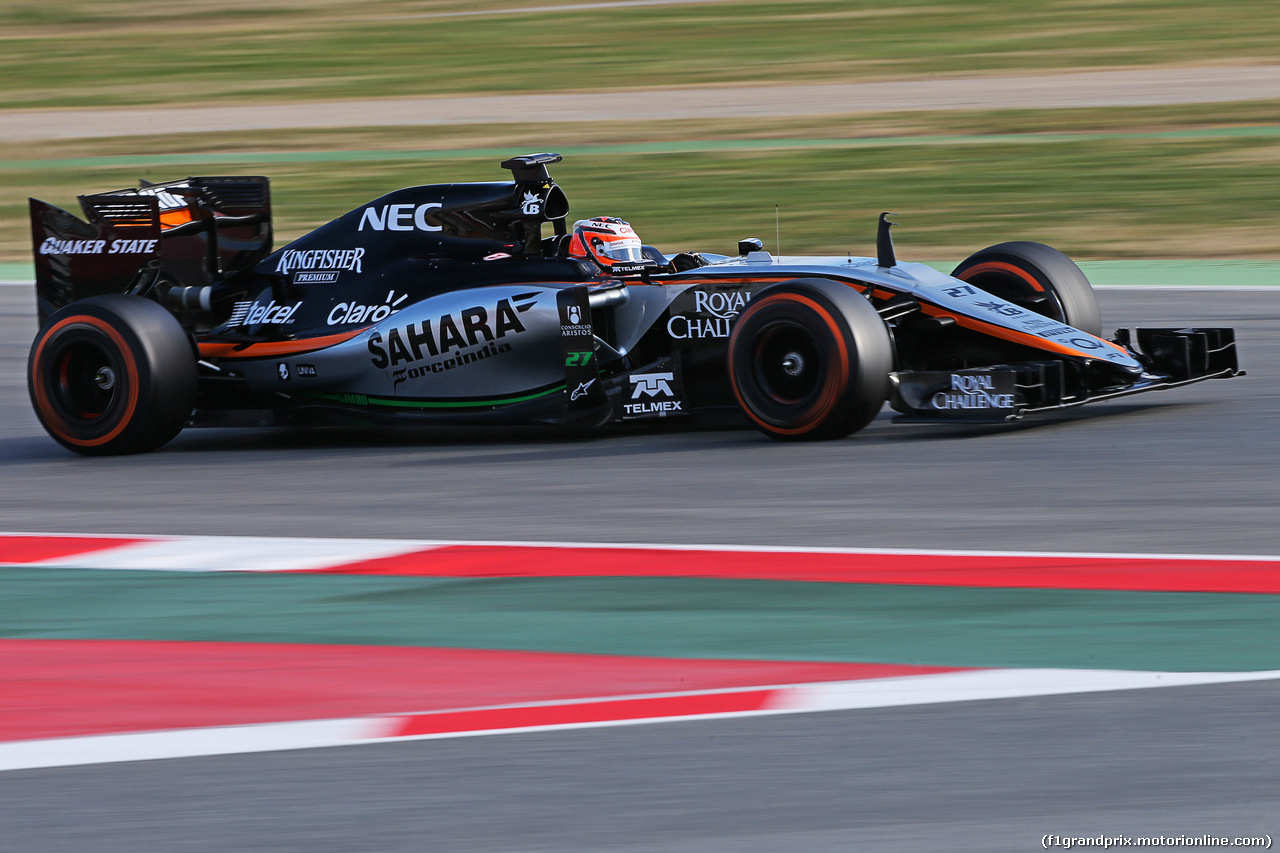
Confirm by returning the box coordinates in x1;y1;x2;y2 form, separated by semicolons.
4;668;1279;772
8;531;1280;572
772;668;1280;712
26;535;439;573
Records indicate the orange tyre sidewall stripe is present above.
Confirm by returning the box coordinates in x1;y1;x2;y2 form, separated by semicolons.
732;292;850;437
30;316;141;448
956;260;1047;292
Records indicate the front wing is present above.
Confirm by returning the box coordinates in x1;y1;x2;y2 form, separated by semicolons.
890;327;1241;423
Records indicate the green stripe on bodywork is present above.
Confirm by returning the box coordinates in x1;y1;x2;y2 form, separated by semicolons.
300;385;564;409
4;568;1279;672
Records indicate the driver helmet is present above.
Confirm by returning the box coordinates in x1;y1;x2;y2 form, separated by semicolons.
567;217;645;272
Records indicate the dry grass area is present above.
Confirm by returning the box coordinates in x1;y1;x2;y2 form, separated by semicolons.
5;106;1278;262
3;0;1279;107
3;2;1278;260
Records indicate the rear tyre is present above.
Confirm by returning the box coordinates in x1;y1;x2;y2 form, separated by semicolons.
728;278;892;441
28;295;197;456
951;241;1101;336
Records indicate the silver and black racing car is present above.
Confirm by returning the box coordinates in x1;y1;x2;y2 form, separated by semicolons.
26;153;1240;455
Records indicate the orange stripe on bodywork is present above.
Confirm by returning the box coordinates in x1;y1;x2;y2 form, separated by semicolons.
658;275;818;289
921;305;1127;359
198;329;364;359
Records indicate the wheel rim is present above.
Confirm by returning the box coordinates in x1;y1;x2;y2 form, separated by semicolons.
753;321;823;406
51;338;121;422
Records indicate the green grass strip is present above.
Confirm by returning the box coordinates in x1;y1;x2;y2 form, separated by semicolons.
928;260;1280;288
5;126;1280;171
4;568;1280;672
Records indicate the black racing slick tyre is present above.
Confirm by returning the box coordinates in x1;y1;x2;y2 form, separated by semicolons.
950;241;1102;336
28;295;197;456
728;278;892;441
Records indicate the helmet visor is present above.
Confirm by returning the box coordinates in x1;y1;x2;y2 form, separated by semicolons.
594;236;644;263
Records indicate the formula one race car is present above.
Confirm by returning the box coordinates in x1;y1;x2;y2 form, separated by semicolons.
27;153;1240;455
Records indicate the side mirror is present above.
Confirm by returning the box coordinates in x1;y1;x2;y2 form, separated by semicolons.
737;238;764;256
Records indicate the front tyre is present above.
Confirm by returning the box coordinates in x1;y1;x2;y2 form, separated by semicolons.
28;295;197;456
728;278;892;441
951;241;1101;336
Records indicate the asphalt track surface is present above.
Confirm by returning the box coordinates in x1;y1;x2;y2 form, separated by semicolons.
2;681;1277;853
2;285;1279;851
2;286;1276;555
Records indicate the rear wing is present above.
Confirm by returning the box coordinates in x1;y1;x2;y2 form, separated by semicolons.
31;176;272;324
